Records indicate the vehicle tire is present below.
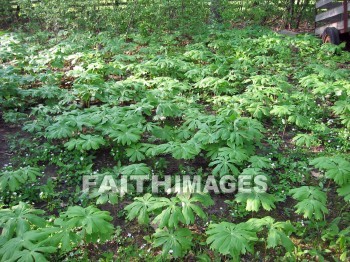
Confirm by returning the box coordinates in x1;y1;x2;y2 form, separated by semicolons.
322;27;340;45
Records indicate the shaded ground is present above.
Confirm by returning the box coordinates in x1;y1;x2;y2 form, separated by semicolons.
0;113;18;168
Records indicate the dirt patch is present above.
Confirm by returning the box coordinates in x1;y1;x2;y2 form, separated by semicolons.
0;113;21;168
93;148;117;171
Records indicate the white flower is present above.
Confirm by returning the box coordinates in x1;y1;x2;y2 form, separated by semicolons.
169;250;173;254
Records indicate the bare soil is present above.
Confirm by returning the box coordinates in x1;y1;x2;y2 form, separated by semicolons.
0;113;19;168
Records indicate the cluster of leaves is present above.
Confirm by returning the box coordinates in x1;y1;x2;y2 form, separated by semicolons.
311;156;350;202
0;202;114;261
125;193;213;257
125;191;292;259
1;25;350;260
206;216;295;259
289;186;328;221
0;166;41;192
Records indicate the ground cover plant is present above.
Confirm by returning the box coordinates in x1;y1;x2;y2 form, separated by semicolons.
0;25;350;261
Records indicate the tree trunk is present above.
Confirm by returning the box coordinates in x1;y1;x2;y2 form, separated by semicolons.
211;0;223;23
296;0;310;29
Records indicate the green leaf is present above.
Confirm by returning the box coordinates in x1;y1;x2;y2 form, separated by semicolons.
0;167;42;192
292;134;318;147
311;157;350;186
121;163;151;176
249;156;272;169
44;219;81;252
217;144;249;163
288;113;309;127
247;216;295;252
270;105;294;117
124;193;158;224
235;192;276;212
289;186;327;203
332;99;350;128
80;134;106;150
89;187;121;205
193;129;220;145
156;102;181;118
151;126;174;141
209;156;240;177
126;144;147;162
152;197;185;229
107;124;142;145
246;102;270;118
332;99;350;115
153;228;193;258
176;193;213;225
0;230;56;262
45;123;75;139
23;121;44;133
206;222;258;259
337;184;350;202
289;186;328;220
64;134;106;151
0;202;45;239
294;199;329;220
60;206;114;242
168;141;200;160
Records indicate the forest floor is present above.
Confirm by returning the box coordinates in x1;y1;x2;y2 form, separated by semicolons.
0;114;18;168
0;26;350;261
